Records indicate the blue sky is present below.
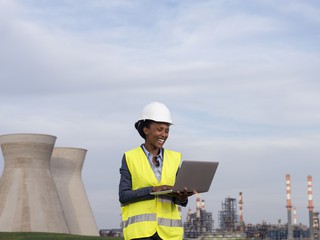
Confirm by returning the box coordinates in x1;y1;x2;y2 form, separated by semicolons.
1;0;320;230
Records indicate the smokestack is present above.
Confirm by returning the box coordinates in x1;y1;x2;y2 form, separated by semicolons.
196;193;201;219
286;174;293;240
239;192;244;229
201;200;205;211
201;199;207;233
186;208;192;222
0;134;69;233
50;147;99;236
196;193;201;234
293;207;297;225
308;175;314;240
313;212;319;231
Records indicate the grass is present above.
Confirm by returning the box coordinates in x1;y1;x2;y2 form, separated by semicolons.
0;232;123;240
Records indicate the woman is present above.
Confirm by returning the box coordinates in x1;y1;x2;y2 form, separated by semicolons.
119;102;194;240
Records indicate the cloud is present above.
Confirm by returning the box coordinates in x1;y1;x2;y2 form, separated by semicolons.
1;0;320;229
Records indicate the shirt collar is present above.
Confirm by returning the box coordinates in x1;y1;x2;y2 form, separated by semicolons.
141;144;163;161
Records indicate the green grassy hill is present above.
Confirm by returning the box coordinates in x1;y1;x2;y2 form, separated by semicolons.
0;232;123;240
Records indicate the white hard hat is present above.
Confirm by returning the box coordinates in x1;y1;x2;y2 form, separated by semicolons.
138;102;172;124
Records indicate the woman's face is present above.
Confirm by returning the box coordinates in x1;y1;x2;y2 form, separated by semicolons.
144;122;170;151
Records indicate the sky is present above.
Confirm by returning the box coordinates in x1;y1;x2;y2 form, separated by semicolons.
1;0;320;230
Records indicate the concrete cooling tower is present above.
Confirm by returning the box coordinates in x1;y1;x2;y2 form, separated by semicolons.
0;134;69;233
50;147;99;236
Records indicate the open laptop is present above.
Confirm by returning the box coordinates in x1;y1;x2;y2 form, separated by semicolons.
150;160;219;195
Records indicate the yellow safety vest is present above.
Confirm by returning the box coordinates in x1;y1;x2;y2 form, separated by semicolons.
121;147;183;240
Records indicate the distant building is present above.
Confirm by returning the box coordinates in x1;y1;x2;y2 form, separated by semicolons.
99;228;122;237
184;196;214;238
245;222;310;240
218;197;239;232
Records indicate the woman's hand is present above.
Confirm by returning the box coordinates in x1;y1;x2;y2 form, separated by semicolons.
152;185;173;192
170;188;196;201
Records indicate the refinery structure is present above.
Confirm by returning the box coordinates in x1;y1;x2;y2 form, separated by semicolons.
104;174;320;239
182;175;319;240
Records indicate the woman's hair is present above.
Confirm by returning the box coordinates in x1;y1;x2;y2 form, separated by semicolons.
134;120;154;139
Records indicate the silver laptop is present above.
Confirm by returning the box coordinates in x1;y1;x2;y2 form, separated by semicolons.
150;160;219;195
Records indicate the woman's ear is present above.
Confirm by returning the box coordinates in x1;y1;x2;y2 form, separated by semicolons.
143;126;149;137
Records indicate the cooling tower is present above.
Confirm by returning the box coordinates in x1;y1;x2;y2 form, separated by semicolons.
50;147;99;236
0;133;69;233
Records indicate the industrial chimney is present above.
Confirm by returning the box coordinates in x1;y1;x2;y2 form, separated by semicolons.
196;193;201;234
201;199;205;211
239;192;244;231
0;134;69;233
308;175;314;240
286;174;293;240
50;147;99;236
186;208;192;222
196;193;201;219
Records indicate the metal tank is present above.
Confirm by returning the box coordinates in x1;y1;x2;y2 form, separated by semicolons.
50;147;99;236
0;133;69;233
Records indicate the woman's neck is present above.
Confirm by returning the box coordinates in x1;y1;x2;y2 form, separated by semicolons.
144;143;160;156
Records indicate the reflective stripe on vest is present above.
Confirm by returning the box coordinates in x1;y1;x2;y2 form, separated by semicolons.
122;213;157;228
122;213;182;228
158;217;182;227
